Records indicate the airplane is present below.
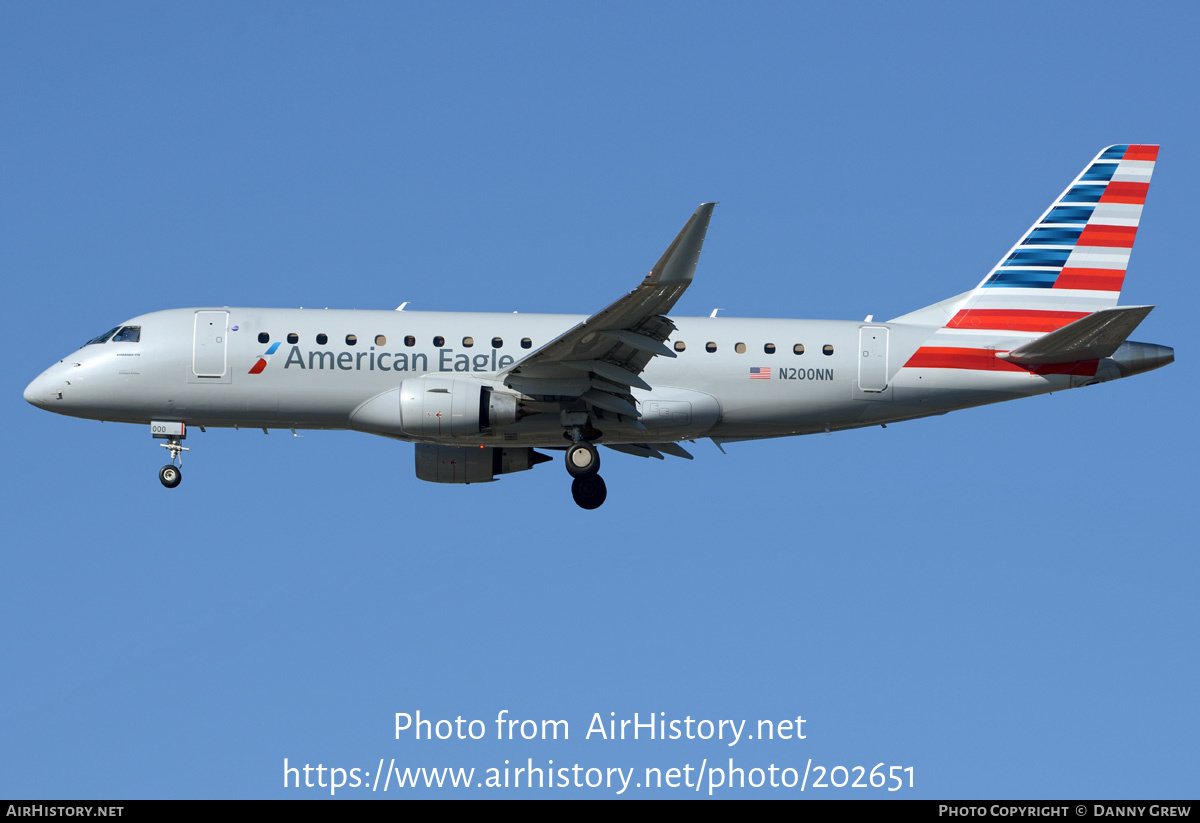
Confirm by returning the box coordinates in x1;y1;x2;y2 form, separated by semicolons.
23;145;1173;509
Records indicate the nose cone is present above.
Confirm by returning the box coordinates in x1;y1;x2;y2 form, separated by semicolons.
25;374;47;407
24;369;62;409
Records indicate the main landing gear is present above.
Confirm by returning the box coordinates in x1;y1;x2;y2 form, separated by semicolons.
571;475;607;510
565;439;606;510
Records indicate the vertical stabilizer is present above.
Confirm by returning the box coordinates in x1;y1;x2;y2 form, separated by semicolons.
893;145;1158;336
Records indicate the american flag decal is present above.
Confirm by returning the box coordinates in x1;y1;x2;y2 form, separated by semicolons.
750;367;771;379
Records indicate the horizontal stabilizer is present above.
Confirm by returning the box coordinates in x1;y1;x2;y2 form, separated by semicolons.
998;305;1154;365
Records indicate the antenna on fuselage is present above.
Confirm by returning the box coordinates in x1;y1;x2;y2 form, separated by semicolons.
396;302;409;311
710;308;724;317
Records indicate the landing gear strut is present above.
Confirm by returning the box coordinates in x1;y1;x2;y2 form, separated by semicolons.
564;434;606;509
152;421;189;489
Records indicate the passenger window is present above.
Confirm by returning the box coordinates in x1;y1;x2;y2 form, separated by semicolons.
492;337;503;348
112;326;141;343
735;342;746;354
793;344;805;355
287;333;298;344
674;341;686;352
346;334;357;346
316;334;328;345
404;336;415;347
434;336;445;347
706;342;717;353
764;343;776;354
257;332;269;344
521;338;532;349
375;335;387;346
823;344;834;356
463;337;474;348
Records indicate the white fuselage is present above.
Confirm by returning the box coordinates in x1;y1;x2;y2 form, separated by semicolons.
24;306;1141;447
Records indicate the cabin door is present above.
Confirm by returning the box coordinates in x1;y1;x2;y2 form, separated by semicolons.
192;311;229;378
858;326;889;392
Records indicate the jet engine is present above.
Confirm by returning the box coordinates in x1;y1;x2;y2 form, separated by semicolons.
350;377;523;439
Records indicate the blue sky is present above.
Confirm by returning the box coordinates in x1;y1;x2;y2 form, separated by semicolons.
3;2;1197;798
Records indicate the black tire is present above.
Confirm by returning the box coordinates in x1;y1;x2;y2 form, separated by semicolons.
159;465;182;488
571;474;607;510
565;442;600;478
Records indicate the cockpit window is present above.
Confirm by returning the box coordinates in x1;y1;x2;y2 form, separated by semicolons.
112;326;141;343
85;327;120;346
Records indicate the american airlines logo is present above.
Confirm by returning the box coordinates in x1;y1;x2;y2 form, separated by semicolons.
248;342;281;374
250;345;519;375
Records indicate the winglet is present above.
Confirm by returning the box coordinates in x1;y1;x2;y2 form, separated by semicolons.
646;202;716;285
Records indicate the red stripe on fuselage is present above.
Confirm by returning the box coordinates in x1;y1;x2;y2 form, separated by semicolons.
906;347;1018;371
904;347;1098;376
248;359;267;374
946;310;1087;333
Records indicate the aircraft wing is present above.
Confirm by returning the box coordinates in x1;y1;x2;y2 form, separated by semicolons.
498;203;716;414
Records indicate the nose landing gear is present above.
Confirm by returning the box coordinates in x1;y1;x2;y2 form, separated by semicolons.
158;436;188;488
159;464;182;488
152;421;189;489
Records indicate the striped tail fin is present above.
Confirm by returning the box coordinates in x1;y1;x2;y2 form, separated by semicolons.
947;144;1158;333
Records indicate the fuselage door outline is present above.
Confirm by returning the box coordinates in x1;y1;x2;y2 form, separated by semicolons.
192;310;229;378
858;325;889;392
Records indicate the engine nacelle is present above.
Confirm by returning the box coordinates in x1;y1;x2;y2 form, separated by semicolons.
400;376;481;437
415;444;550;484
350;377;522;439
